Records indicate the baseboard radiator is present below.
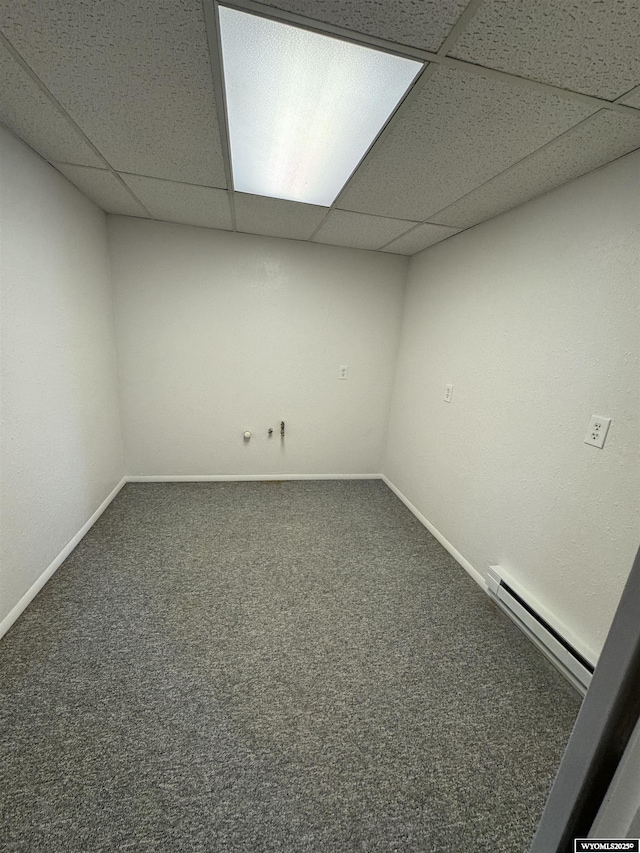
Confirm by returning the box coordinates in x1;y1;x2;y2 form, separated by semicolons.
486;566;594;695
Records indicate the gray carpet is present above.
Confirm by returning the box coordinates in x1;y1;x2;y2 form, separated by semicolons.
0;481;579;852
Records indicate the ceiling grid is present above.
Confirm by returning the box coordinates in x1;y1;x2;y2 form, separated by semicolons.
202;0;238;230
0;0;638;254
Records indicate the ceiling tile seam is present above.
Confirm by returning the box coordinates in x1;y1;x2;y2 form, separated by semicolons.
236;226;321;245
377;221;458;251
329;62;438;214
422;108;630;225
47;163;149;219
207;1;636;116
615;84;640;106
0;30;113;169
372;221;424;251
50;163;154;220
204;0;240;230
307;209;335;243
227;191;237;231
307;208;419;245
333;208;422;225
436;0;486;57
336;205;464;230
218;0;436;63
113;174;155;220
439;55;638;114
118;171;228;192
52;163;229;193
308;233;393;252
377;223;447;249
0;30;155;220
430;145;640;236
311;221;418;251
382;228;464;254
135;214;233;234
608;103;640;117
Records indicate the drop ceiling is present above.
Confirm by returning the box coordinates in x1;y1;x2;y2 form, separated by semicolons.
1;0;639;256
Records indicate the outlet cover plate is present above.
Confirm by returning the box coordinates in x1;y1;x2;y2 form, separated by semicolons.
444;384;453;403
584;415;611;449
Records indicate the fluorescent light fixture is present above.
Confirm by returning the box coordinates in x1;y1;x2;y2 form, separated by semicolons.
218;6;422;207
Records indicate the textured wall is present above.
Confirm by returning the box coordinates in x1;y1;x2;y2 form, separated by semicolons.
108;217;407;476
383;150;640;660
0;126;124;628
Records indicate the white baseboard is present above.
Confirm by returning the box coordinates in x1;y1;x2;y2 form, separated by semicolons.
2;473;481;642
126;473;381;482
0;477;127;642
380;474;487;592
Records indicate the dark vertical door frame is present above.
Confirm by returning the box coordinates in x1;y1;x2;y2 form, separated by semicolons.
530;546;640;852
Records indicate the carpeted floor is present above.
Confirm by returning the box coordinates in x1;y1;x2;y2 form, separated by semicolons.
0;481;580;852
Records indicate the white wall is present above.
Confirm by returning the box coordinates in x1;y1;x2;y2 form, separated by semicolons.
383;151;640;661
108;217;407;477
2;123;636;663
0;125;124;631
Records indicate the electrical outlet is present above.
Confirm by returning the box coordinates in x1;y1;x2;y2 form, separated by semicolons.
339;365;348;380
444;384;453;403
584;415;611;449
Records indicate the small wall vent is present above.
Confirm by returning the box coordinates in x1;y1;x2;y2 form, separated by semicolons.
487;566;594;696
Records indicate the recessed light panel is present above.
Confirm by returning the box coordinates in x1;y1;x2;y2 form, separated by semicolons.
218;6;422;207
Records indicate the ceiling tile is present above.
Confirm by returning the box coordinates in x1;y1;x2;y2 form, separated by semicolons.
451;0;640;100
235;194;327;240
621;87;640;109
0;38;103;167
312;210;417;250
338;65;596;221
121;175;232;230
382;223;461;255
257;0;469;52
430;110;640;229
53;164;150;216
0;0;227;186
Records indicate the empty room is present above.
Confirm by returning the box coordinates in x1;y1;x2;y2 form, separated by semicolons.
1;0;639;850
